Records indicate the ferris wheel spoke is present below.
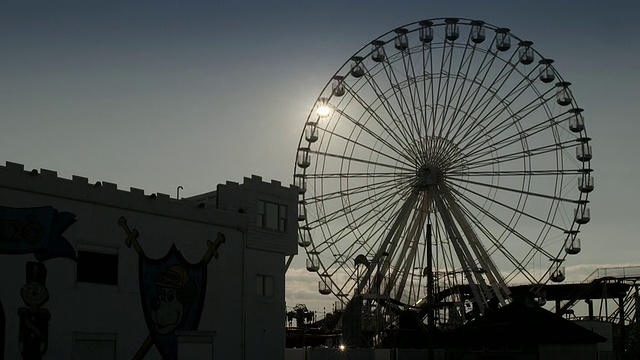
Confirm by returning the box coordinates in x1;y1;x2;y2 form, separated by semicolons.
348;185;416;243
440;38;486;141
456;77;554;153
420;43;446;138
305;171;411;180
331;100;415;163
464;114;570;164
445;184;556;261
446;42;521;143
318;121;416;168
445;40;500;141
306;177;409;230
310;186;413;251
463;139;576;170
434;43;459;138
417;47;432;140
322;223;385;273
454;176;576;208
451;194;539;284
381;49;423;145
402;49;431;140
424;43;438;139
334;180;412;228
354;196;416;241
359;63;421;154
340;82;417;159
403;50;436;146
446;180;566;242
451;61;539;149
464;151;567;176
310;149;410;172
304;175;410;204
432;41;457;139
375;61;419;147
455;169;581;177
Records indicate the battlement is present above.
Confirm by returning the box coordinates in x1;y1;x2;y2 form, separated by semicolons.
2;162;297;198
0;161;296;229
221;174;297;191
2;161;173;200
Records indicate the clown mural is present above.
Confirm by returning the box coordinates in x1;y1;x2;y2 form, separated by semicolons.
118;217;224;360
17;262;50;360
151;265;197;335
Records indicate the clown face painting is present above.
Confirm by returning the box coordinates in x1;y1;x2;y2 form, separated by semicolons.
150;265;196;335
137;245;207;360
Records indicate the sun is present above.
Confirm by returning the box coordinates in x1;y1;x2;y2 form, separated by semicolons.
315;97;331;118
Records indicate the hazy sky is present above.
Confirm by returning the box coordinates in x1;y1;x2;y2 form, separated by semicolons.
1;1;639;312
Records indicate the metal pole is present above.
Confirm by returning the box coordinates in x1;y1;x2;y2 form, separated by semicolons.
585;299;593;320
427;222;434;359
620;293;627;360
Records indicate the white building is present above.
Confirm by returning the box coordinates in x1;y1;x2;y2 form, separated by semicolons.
0;161;298;359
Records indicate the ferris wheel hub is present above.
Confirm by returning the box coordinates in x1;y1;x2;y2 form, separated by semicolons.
416;164;443;190
413;136;465;191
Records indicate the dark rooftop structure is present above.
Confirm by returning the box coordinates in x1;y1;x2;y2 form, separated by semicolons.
441;300;606;360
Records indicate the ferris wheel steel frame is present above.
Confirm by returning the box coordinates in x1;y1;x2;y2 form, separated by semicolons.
293;18;593;320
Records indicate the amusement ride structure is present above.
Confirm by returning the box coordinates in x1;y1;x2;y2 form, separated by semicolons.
290;17;595;347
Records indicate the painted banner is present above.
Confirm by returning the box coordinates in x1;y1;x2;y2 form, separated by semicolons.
0;206;76;261
118;216;224;359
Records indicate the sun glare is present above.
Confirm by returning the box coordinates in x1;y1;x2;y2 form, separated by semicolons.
316;105;331;117
316;97;331;118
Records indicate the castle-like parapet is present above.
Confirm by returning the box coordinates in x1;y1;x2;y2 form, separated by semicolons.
1;161;173;200
0;161;298;253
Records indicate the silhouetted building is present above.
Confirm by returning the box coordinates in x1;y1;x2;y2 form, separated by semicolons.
441;300;606;360
0;161;297;359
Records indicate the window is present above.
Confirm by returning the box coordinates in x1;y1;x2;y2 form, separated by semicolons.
257;200;287;232
77;250;118;285
256;274;274;297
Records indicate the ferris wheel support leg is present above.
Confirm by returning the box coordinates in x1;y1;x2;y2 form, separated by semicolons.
385;194;430;300
441;188;511;306
285;255;295;272
431;188;488;313
356;190;420;296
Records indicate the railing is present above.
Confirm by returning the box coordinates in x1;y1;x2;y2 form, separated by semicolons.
584;266;640;282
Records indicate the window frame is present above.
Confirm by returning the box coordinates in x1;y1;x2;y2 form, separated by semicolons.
256;274;274;298
257;200;288;232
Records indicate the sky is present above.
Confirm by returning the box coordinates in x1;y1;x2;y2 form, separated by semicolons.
1;1;639;314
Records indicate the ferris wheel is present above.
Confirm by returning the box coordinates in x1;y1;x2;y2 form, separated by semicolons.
293;18;593;314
